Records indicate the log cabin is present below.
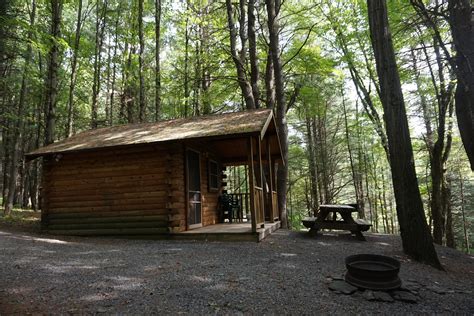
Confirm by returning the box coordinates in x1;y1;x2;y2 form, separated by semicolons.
26;109;283;241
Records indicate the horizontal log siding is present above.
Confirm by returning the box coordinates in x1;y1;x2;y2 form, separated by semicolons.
167;146;186;233
42;144;184;235
201;154;219;227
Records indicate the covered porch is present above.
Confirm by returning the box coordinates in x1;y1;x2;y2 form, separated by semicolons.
181;110;283;240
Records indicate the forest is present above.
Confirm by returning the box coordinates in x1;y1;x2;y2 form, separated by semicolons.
0;0;472;259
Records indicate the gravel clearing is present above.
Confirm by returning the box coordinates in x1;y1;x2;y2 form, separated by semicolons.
1;228;473;314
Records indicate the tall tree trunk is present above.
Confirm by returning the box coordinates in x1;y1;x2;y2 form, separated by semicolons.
4;0;36;215
65;0;82;137
226;0;255;110
367;0;441;268
342;87;364;217
91;0;107;128
248;0;260;108
138;0;145;122
458;170;469;253
305;114;319;216
44;0;63;145
183;3;190;117
154;0;161;121
448;0;474;170
265;53;275;109
444;177;455;248
266;0;288;228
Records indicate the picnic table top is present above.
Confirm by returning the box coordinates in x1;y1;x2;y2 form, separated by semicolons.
319;204;357;212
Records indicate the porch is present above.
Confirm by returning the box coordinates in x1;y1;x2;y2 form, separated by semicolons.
179;221;281;242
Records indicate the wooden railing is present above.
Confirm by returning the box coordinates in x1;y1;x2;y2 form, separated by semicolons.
254;186;265;227
227;193;250;222
271;191;279;221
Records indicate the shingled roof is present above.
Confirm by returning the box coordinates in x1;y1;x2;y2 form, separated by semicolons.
26;109;276;158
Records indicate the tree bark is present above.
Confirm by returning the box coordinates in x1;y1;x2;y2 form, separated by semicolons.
305;115;319;216
448;0;474;170
266;0;288;228
91;0;107;129
367;0;441;269
155;0;161;121
138;0;145;122
265;52;275;109
44;0;63;145
4;0;36;215
109;8;119;125
248;0;260;108
65;0;82;137
226;0;255;110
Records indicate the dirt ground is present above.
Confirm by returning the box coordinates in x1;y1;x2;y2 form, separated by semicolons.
0;225;473;315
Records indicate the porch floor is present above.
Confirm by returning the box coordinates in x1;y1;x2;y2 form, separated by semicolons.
177;221;281;242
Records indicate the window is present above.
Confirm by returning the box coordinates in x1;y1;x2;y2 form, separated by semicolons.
208;159;220;191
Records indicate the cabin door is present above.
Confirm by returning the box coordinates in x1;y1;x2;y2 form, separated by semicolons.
187;150;202;228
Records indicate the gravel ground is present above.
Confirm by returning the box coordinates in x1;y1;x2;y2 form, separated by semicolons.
1;228;473;315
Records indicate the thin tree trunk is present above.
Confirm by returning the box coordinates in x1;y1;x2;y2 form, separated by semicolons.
65;0;82;137
444;177;455;248
458;170;469;253
367;0;441;268
342;87;364;217
184;3;190;117
305;114;319;216
155;0;161;121
138;0;145;122
4;0;36;215
226;0;255;110
265;53;275;109
109;8;119;125
248;0;260;108
44;0;63;145
91;0;107;128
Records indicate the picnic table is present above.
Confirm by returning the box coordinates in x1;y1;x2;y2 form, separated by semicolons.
302;204;372;241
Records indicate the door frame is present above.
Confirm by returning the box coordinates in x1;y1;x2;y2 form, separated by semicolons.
185;147;203;230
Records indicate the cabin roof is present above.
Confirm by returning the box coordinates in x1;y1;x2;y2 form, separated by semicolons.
26;109;278;159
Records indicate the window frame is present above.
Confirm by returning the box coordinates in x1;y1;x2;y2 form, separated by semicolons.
208;159;220;192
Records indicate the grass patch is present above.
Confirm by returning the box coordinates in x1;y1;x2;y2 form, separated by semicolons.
0;208;41;231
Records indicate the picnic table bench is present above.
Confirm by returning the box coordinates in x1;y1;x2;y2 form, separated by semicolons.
302;204;372;241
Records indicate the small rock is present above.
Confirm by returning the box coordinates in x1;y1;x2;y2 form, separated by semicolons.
400;282;421;292
97;308;107;313
392;290;418;303
363;290;376;301
328;280;357;295
426;285;446;295
373;291;394;302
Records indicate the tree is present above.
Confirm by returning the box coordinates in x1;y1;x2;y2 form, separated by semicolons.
367;0;441;268
44;0;63;145
155;0;162;121
448;0;474;171
4;0;36;216
138;0;145;122
266;0;288;228
65;0;86;137
91;0;108;128
225;0;255;110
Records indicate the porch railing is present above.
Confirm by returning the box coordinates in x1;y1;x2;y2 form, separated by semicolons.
226;193;250;222
254;186;265;227
271;191;279;221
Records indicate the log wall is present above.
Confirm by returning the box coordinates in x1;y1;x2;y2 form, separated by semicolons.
42;143;186;235
201;154;219;226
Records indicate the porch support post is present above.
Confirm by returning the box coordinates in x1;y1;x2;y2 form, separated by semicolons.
257;136;264;228
247;136;257;233
267;137;274;222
